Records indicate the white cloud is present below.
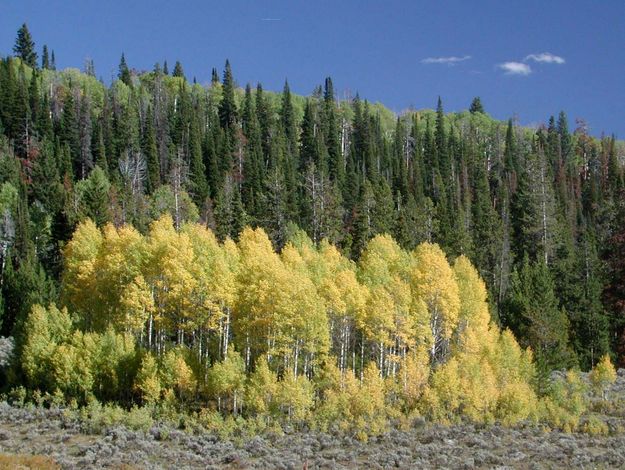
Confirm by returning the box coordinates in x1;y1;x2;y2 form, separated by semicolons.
524;52;565;64
498;62;532;75
421;55;471;65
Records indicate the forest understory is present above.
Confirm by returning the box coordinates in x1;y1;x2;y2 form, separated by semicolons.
2;369;625;470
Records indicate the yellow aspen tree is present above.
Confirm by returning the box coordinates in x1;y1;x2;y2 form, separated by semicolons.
145;215;196;349
119;275;154;335
276;369;314;421
323;268;368;374
453;255;492;345
245;356;278;415
94;224;147;331
425;357;462;422
589;354;617;399
411;242;460;364
62;219;103;329
305;241;367;375
183;223;237;364
160;348;196;401
49;331;96;401
281;243;329;376
234;227;289;369
91;329;136;402
456;354;499;423
358;235;425;377
206;350;246;414
21;303;72;390
135;353;161;404
220;238;241;356
312;359;349;430
397;347;430;411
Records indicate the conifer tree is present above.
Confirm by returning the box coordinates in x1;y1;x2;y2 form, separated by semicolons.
505;255;576;382
118;53;131;86
142;107;160;194
469;97;484;114
188;115;209;206
172;60;184;78
241;84;264;219
13;24;37;68
219;60;238;130
41;45;50;70
323;77;344;188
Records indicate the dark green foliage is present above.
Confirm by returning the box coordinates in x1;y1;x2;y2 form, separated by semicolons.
79;166;111;226
219;60;238;130
41;45;50;70
1;255;56;337
188;116;208;206
469;97;484;114
13;24;37;68
604;190;625;366
172;60;184;78
214;176;246;241
142;107;160;194
505;255;577;384
118;53;131;86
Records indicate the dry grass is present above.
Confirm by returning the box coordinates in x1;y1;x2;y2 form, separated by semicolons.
0;453;60;470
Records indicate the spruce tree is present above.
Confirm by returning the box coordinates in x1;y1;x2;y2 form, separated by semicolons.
505;255;576;383
211;67;219;84
118;53;132;86
189;116;209;206
469;97;484;114
13;23;37;68
241;84;264;219
219;60;238;130
60;87;80;178
172;61;185;78
323;77;344;189
41;45;50;70
142;107;160;194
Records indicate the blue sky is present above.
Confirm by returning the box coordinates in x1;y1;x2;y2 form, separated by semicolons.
2;0;624;136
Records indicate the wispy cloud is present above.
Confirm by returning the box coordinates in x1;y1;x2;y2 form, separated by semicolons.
421;55;471;66
524;52;565;64
498;62;532;75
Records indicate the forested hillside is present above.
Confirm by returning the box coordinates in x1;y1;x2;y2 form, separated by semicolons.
1;24;625;426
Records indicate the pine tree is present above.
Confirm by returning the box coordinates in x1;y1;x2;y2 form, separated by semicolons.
142;107;160;194
41;45;50;70
81;166;111;226
323;78;344;187
505;255;576;382
118;53;131;86
434;97;449;186
241;84;264;220
13;24;37;68
172;60;184;78
469;97;484;114
211;67;219;84
255;83;272;163
219;60;238;130
188;115;209;206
